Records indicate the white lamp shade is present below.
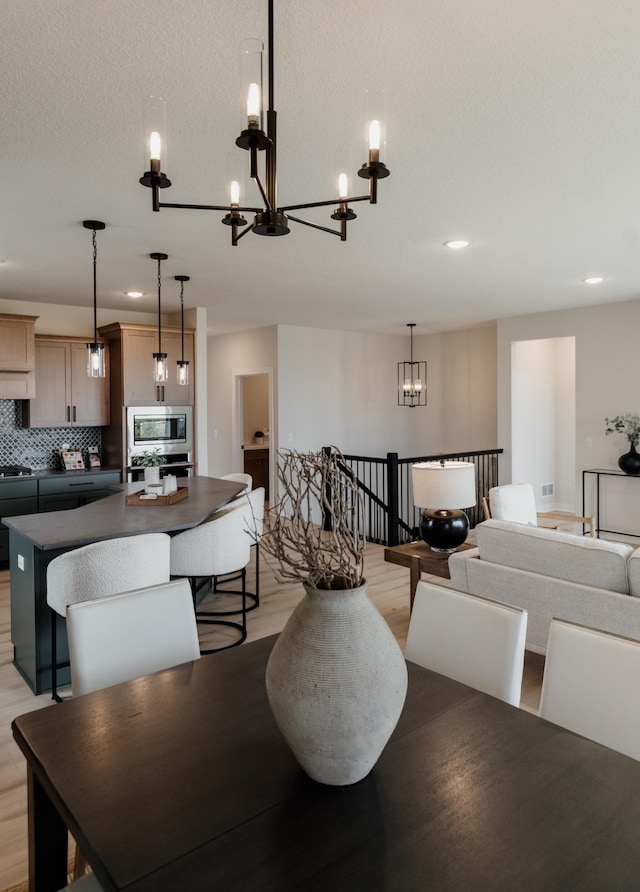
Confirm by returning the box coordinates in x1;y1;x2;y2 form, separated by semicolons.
412;461;476;509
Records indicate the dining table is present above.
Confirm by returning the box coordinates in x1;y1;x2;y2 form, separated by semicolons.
12;633;640;891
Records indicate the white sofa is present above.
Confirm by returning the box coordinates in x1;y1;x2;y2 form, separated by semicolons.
449;519;640;654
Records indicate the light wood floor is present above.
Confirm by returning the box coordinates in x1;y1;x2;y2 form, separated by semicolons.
0;545;544;890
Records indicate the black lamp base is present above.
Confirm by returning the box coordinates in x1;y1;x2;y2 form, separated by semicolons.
419;509;469;553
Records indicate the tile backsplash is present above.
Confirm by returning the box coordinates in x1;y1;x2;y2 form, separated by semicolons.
0;400;102;470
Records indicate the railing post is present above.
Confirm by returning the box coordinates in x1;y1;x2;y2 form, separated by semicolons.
322;445;332;532
386;452;399;546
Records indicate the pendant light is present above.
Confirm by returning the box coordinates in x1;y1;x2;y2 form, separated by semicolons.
398;323;427;407
83;220;106;378
175;275;190;386
150;252;169;383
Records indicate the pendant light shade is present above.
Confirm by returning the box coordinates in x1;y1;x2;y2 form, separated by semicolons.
83;220;106;378
150;252;169;383
398;323;427;407
175;275;190;386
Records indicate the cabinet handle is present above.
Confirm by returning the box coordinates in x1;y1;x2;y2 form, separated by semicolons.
69;482;94;487
161;385;165;402
66;406;70;422
72;405;77;422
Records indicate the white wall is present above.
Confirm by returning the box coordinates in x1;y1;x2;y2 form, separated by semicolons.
498;297;640;536
276;325;412;456
409;325;497;455
207;326;278;477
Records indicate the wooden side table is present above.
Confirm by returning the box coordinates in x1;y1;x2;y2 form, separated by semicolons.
384;540;476;610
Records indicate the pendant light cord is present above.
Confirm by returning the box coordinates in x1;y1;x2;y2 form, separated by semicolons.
157;256;162;355
180;279;185;362
92;228;98;341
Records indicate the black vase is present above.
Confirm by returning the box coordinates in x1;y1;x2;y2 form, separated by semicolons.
618;444;640;475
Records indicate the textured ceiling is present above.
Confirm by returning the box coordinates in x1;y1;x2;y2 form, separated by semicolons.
2;0;640;336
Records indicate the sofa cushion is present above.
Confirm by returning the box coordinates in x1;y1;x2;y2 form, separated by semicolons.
475;519;633;594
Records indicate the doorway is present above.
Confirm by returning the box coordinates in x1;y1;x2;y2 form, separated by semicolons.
232;368;274;502
511;337;576;512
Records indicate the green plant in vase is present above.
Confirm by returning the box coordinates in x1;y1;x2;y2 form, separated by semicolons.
605;414;640;475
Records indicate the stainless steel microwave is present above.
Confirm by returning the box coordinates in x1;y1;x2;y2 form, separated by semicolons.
126;406;193;459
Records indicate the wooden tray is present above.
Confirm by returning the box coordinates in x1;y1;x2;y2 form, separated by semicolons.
125;486;189;506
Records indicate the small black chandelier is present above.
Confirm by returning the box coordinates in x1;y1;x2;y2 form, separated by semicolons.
398;323;427;407
175;275;190;387
83;220;106;378
139;0;390;246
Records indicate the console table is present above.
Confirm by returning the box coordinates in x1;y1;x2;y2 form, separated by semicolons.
582;468;640;539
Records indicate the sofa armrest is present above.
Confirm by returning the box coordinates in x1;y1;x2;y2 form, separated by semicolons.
449;547;479;591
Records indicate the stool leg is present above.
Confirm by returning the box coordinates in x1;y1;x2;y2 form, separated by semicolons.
51;612;62;703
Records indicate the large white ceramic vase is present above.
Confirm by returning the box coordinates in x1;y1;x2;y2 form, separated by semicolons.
265;580;408;786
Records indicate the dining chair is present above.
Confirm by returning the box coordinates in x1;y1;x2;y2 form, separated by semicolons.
46;532;172;701
539;618;640;761
170;488;264;653
63;871;103;890
482;483;595;536
405;581;528;707
66;578;200;696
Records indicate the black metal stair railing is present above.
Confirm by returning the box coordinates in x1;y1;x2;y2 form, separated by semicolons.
324;448;503;547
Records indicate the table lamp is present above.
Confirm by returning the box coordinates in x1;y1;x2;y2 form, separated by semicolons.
411;460;476;552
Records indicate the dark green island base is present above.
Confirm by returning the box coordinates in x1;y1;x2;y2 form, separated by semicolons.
6;476;244;694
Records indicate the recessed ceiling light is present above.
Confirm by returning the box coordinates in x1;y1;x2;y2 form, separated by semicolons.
583;277;604;285
126;291;144;298
444;240;469;249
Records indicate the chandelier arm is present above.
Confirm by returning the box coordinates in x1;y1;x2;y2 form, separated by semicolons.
252;171;272;212
232;223;256;245
279;194;370;213
159;202;263;213
286;215;342;238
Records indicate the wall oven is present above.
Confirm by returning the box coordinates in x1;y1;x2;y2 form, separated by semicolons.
126;406;194;482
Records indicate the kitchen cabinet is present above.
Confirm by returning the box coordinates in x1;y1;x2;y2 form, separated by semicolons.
244;448;269;498
0;479;38;563
24;336;110;428
99;322;194;406
0;313;38;399
37;471;121;512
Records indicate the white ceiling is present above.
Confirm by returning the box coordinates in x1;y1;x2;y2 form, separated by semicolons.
3;0;640;337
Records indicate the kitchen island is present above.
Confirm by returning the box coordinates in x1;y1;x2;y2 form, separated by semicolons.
6;476;244;693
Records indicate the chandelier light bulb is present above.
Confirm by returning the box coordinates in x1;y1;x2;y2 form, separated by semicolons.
150;131;162;162
338;173;348;200
369;120;381;151
230;180;240;206
247;82;261;125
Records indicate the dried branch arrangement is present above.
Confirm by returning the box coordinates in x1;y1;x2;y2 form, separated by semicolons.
259;446;365;590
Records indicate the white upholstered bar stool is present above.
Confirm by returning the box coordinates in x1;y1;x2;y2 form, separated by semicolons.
405;581;528;707
539;618;640;761
46;533;171;701
170;497;254;653
221;472;253;493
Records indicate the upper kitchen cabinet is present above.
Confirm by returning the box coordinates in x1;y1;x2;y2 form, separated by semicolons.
0;314;38;399
99;322;194;406
24;336;110;427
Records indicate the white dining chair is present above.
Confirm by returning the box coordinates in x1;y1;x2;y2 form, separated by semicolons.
46;533;172;701
66;578;200;696
63;871;104;890
539;618;640;761
405;581;528;707
170;491;264;652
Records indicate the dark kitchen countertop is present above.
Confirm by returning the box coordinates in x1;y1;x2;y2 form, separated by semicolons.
0;467;122;484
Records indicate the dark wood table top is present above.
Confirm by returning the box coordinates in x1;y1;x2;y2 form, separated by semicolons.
3;475;244;550
13;634;640;891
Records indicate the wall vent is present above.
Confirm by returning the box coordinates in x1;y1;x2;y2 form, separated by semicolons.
542;483;554;497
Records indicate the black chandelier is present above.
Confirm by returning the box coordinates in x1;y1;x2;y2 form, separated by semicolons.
398;323;427;408
139;0;390;246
